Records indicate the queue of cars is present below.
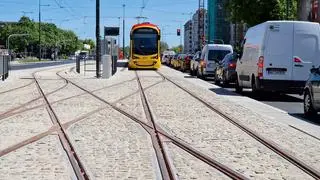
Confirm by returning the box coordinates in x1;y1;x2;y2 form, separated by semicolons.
162;21;320;116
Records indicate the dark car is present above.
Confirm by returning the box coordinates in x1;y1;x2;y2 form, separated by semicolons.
215;52;238;86
303;66;320;117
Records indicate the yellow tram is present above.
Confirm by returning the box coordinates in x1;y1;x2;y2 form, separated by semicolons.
128;22;161;69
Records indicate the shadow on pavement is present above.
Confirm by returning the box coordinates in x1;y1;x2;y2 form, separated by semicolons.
289;113;320;126
209;87;241;96
184;75;197;79
239;91;303;103
117;61;128;68
10;60;75;71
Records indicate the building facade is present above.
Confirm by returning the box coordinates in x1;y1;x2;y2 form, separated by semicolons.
184;20;192;54
184;9;208;54
207;0;230;44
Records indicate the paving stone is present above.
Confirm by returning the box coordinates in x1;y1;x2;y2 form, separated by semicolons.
0;135;76;180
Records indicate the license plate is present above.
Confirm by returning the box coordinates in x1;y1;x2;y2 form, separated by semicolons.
207;63;214;68
268;70;285;75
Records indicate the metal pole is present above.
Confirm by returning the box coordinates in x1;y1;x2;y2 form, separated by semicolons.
39;0;41;61
180;22;182;53
96;0;101;78
118;17;121;57
123;4;125;59
7;36;10;56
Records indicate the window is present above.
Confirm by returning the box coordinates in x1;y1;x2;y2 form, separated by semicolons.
208;50;231;62
295;35;318;61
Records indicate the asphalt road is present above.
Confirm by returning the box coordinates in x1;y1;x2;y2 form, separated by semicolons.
207;78;320;124
176;68;320;125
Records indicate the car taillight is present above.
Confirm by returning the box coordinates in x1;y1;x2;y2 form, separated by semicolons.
257;56;264;78
294;56;302;63
200;60;206;67
229;63;236;68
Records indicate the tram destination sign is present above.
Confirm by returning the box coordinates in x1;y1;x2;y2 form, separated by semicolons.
104;27;120;36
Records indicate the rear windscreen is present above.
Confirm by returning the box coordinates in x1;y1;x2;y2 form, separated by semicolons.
208;50;231;62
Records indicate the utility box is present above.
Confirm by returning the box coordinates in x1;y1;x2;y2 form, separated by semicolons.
102;55;112;79
102;37;119;75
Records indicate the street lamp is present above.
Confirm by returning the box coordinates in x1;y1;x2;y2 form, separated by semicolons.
6;34;30;57
122;4;126;59
39;0;50;61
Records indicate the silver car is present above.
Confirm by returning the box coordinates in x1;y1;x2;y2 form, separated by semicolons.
303;66;320;117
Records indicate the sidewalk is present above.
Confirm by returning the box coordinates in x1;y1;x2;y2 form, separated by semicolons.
0;62;319;179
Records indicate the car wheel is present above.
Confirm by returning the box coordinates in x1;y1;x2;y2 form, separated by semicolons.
251;76;260;95
196;68;201;78
235;75;243;93
304;91;317;117
222;72;229;86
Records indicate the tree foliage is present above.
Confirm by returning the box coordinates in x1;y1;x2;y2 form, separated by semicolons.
160;41;169;53
171;45;183;53
82;39;96;50
226;0;298;27
0;16;87;58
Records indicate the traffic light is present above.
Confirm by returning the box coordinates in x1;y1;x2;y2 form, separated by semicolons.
177;29;181;36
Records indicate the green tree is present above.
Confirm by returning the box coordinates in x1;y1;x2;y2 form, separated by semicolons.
82;39;95;50
0;16;81;58
160;41;169;53
171;45;183;53
226;0;297;27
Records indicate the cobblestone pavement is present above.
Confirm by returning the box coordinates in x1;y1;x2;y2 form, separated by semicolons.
165;143;231;180
159;66;320;173
67;107;160;179
142;79;312;179
0;135;76;180
1;62;319;179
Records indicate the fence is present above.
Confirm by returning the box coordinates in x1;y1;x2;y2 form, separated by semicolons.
0;55;10;81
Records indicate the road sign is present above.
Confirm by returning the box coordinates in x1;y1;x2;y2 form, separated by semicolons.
104;27;120;36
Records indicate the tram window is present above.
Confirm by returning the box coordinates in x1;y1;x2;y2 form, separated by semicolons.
132;33;158;55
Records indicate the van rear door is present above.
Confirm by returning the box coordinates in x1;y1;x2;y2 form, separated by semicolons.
292;23;320;81
264;23;293;80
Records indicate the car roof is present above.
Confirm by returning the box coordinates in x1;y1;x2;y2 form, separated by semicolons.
206;44;233;49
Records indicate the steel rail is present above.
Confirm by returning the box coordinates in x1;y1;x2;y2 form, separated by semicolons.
57;70;248;180
135;71;176;180
156;71;320;180
33;71;89;180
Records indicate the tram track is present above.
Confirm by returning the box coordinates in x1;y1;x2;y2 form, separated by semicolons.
3;63;320;179
55;69;247;180
155;71;320;180
32;71;89;180
0;80;35;95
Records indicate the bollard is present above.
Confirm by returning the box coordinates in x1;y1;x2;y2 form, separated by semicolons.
76;56;80;73
102;55;112;79
112;55;117;75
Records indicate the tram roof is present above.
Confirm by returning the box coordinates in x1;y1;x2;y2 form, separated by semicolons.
131;22;160;31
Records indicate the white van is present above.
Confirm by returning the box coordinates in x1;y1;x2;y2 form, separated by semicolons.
197;44;233;78
236;21;320;94
161;50;175;64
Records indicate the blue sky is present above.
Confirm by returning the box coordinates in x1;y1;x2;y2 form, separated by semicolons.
0;0;199;47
